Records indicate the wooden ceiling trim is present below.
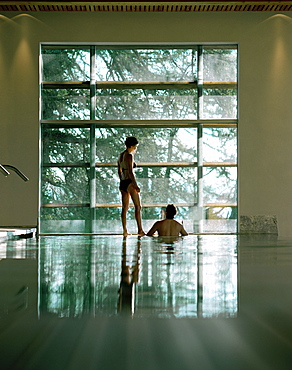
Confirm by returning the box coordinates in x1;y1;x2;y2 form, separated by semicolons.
0;2;292;12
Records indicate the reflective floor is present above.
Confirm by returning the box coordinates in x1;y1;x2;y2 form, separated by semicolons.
0;234;291;369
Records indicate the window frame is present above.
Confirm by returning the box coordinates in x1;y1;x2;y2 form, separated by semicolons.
40;44;238;234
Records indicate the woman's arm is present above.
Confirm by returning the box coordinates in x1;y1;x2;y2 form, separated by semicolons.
126;153;139;190
117;153;123;180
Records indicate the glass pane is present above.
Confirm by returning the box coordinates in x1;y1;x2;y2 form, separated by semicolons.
42;89;90;120
137;167;197;204
96;89;197;120
42;47;90;81
205;206;237;220
203;128;237;163
203;47;237;82
137;128;197;163
95;48;197;82
93;207;123;233
95;167;120;204
42;127;90;163
204;207;237;233
41;167;90;204
40;207;91;233
202;89;237;119
203;167;237;203
95;127;197;163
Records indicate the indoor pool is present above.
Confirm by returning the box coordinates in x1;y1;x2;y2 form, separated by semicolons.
0;234;291;369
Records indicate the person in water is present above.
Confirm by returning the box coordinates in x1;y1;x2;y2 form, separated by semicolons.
118;137;145;236
146;204;188;237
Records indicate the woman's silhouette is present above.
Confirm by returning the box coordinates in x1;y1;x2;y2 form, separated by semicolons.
117;137;145;236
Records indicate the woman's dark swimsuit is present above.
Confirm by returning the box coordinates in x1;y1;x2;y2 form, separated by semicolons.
119;158;136;192
119;179;132;192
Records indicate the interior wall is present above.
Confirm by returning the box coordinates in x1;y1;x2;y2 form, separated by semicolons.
0;11;291;237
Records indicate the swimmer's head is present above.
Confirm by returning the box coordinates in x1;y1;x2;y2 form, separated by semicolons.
165;204;177;219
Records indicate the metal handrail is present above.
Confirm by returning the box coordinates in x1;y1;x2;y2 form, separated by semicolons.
0;164;29;181
0;164;10;177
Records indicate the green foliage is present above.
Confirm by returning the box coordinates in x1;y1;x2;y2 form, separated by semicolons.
42;48;90;81
95;48;197;82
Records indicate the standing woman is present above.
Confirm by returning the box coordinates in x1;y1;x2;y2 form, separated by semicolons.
118;137;145;236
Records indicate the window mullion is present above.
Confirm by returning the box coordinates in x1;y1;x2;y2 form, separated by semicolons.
197;45;204;233
89;46;96;233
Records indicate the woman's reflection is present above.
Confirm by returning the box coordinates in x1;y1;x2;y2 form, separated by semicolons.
117;237;141;316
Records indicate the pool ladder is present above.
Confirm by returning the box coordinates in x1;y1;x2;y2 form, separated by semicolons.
0;164;29;181
0;163;32;238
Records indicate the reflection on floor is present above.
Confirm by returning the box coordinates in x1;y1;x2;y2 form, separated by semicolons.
38;235;237;319
0;235;291;369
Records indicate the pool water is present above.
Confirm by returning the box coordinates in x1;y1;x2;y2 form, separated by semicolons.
38;235;237;319
0;234;291;369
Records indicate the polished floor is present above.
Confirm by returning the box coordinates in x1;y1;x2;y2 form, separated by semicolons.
0;234;291;369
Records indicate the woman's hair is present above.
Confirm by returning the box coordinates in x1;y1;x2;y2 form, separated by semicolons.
125;136;139;148
165;204;177;219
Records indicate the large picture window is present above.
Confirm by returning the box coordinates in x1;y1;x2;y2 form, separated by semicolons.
40;45;238;234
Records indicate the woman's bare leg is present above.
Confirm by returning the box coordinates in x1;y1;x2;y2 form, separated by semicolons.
121;190;130;236
129;186;145;235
